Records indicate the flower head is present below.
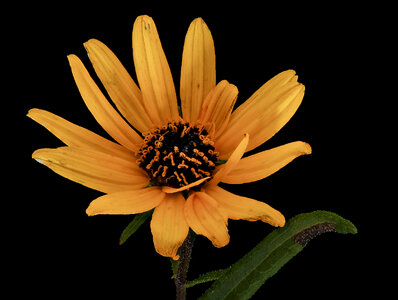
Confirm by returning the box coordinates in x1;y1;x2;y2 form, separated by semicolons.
29;15;311;260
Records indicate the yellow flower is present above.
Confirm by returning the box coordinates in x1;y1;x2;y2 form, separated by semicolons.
28;15;311;260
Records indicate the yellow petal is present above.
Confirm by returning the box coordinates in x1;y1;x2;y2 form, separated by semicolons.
84;39;153;133
180;18;216;123
209;133;249;186
216;70;304;159
132;15;179;125
150;193;189;260
27;108;133;161
86;186;165;216
231;70;298;116
68;55;143;152
184;192;229;248
204;185;285;227
33;147;149;193
197;80;238;138
162;177;210;194
248;85;305;152
222;141;312;184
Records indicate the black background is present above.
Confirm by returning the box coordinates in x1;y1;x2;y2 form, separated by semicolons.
13;1;387;299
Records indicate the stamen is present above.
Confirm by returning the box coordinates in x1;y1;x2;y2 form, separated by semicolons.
146;158;155;170
174;171;182;182
198;169;211;176
137;121;218;189
162;166;168;177
152;165;162;177
208;149;218;156
180;125;191;138
163;152;176;166
180;172;188;185
178;160;189;169
191;167;201;178
193;148;205;157
207;160;216;167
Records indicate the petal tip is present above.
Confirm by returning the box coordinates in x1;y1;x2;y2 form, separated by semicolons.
85;205;96;216
212;234;230;248
266;210;286;227
304;142;312;155
34;158;44;164
192;17;205;23
67;54;80;66
135;15;154;27
31;149;44;161
83;38;98;46
26;108;37;118
277;214;286;227
66;53;77;60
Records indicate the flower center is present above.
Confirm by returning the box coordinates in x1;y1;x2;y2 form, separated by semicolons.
137;121;218;189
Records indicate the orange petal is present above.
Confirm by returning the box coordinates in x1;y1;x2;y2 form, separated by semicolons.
68;54;143;152
180;18;216;123
33;147;149;193
184;192;229;248
162;177;210;193
209;133;249;186
84;39;153;133
132;15;179;126
204;185;285;227
27;108;134;161
197;80;238;138
222;141;312;184
86;186;165;216
248;85;305;152
216;70;304;159
150;193;189;260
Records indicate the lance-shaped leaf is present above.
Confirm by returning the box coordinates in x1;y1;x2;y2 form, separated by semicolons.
200;210;357;300
119;210;153;245
186;268;229;288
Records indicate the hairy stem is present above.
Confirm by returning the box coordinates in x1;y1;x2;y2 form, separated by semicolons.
175;234;193;300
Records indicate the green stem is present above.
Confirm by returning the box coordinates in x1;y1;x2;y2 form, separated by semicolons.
175;234;193;300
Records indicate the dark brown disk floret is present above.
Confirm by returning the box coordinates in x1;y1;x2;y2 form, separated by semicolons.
137;121;218;189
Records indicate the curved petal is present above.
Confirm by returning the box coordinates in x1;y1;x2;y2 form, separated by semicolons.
27;108;134;161
150;193;189;260
132;15;179;126
216;70;304;159
209;133;249;186
248;85;305;152
204;185;285;227
180;17;216;123
33;147;149;193
68;55;143;152
162;177;210;194
184;192;229;248
84;39;153;133
222;141;312;184
197;80;238;138
86;186;165;216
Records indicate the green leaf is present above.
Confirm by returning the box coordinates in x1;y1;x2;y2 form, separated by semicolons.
186;268;229;288
200;210;357;300
119;210;153;245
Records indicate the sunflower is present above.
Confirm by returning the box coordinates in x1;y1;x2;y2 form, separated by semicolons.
29;15;311;260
